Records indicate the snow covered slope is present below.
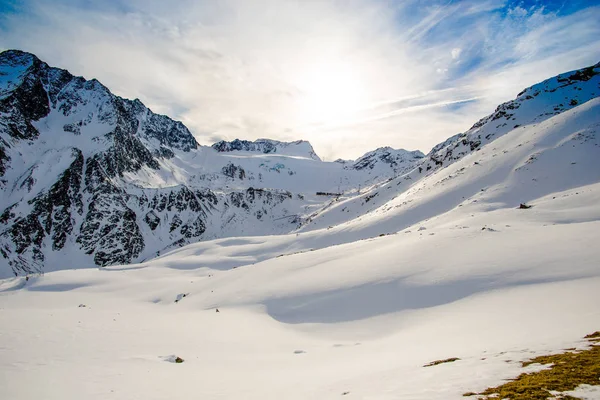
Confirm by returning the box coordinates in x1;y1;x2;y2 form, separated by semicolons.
299;62;600;232
0;50;421;277
1;177;599;400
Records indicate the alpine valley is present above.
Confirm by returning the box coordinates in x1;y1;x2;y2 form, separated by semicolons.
1;50;600;400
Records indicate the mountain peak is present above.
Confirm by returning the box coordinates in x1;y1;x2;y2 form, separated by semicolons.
0;50;44;99
212;138;321;161
516;62;600;100
352;147;424;171
0;49;39;65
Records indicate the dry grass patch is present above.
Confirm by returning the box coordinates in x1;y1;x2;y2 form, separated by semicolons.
463;331;600;399
584;331;600;342
423;357;460;367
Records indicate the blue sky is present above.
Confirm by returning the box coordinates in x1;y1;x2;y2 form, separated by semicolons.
1;0;599;159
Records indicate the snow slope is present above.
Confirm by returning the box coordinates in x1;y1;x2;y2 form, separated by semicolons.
1;61;600;399
1;181;599;399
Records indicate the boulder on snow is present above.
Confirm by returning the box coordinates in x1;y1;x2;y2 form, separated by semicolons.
162;355;185;363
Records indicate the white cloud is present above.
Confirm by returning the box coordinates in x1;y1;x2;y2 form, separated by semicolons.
1;0;599;160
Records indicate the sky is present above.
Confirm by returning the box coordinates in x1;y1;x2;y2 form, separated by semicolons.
1;0;599;160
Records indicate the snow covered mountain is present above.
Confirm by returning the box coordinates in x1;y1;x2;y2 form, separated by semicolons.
298;62;600;232
1;52;599;400
212;138;322;161
0;50;422;277
350;146;424;172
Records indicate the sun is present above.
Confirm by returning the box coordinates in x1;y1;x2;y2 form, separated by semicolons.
294;61;367;125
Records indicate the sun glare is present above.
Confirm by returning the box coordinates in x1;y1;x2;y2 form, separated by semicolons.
295;61;367;125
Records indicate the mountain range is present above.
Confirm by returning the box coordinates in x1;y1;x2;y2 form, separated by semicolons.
0;50;426;277
0;49;598;278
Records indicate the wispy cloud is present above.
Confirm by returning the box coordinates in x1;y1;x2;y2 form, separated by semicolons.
1;0;599;160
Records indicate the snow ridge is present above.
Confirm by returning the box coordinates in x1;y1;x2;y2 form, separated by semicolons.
212;138;322;161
